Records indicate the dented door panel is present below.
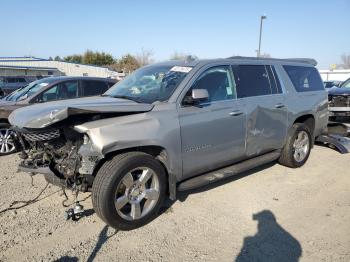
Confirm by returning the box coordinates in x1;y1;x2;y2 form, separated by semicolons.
243;94;288;157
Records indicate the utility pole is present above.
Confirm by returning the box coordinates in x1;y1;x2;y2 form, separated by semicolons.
257;15;267;58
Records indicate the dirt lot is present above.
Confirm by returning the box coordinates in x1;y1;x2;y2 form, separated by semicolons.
0;145;349;262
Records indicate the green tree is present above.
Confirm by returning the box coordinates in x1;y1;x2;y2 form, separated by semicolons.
116;54;140;73
82;50;114;66
54;56;61;61
64;54;83;63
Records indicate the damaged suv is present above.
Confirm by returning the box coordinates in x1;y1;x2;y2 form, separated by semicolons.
9;57;328;230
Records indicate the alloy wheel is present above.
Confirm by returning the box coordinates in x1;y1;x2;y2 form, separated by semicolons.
293;130;310;162
115;167;160;221
0;128;16;154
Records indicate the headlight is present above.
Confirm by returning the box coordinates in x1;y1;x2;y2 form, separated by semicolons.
83;134;90;145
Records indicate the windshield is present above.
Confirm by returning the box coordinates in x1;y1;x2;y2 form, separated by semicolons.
341;78;350;88
104;64;191;103
3;79;52;101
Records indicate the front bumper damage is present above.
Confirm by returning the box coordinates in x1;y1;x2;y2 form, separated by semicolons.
15;126;103;192
328;107;350;117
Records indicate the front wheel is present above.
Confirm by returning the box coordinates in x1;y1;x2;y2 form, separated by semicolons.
278;123;312;168
92;152;167;230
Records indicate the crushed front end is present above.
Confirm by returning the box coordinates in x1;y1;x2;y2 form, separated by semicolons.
328;94;350;118
15;126;99;192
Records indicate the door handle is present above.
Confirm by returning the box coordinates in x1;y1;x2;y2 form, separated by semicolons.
274;103;285;109
229;110;243;116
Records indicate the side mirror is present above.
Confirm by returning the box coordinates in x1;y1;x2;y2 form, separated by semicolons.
183;89;209;106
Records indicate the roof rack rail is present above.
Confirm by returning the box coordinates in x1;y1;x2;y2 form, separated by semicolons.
227;56;317;66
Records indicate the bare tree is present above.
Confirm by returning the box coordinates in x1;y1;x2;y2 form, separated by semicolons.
260;52;271;58
170;51;198;61
338;53;350;69
136;48;154;66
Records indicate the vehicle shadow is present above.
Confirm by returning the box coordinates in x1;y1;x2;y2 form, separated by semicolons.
235;210;302;262
86;225;118;262
54;226;117;262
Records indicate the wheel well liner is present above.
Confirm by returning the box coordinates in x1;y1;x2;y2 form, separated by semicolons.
293;114;315;135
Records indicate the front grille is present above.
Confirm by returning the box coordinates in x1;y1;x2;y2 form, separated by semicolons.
22;129;61;142
329;95;350;107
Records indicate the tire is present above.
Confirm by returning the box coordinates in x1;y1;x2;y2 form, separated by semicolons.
278;123;312;168
0;123;17;156
92;152;167;230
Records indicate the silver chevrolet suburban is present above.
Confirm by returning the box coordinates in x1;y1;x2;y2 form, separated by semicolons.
9;57;328;230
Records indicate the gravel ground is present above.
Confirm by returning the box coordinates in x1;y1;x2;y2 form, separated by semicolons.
0;145;349;262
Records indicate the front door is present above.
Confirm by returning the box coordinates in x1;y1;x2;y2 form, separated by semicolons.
178;65;247;178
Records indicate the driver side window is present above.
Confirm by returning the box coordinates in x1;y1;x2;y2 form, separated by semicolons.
183;66;236;105
38;81;78;102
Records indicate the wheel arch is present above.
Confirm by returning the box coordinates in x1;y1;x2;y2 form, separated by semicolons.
0;118;10;125
293;114;315;135
94;145;177;200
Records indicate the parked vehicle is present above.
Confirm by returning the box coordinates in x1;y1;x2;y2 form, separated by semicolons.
328;77;350;119
0;76;116;155
9;57;328;230
0;76;37;95
324;80;342;88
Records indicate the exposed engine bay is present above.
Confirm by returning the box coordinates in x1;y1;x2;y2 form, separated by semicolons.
16;126;92;189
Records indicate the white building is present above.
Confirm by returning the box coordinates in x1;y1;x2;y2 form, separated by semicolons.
0;56;122;79
319;69;350;82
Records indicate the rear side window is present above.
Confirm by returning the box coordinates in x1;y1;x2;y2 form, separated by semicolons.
231;65;274;98
283;66;324;92
82;80;109;97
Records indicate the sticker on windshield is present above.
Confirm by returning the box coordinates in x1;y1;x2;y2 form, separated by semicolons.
170;66;192;73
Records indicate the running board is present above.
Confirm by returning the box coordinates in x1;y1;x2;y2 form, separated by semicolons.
178;150;281;192
315;134;350;154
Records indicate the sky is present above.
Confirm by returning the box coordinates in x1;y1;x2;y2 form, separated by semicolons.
1;0;349;69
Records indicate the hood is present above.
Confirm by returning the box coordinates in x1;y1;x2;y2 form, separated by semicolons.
327;87;350;96
9;96;154;129
0;99;17;107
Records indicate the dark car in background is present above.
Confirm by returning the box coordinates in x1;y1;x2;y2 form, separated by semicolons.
0;76;37;95
328;77;350;120
324;80;342;89
0;76;116;155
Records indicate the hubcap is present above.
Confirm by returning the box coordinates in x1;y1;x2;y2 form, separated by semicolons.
115;167;160;221
0;128;16;154
293;130;309;162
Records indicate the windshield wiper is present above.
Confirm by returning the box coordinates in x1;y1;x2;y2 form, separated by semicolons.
108;95;143;103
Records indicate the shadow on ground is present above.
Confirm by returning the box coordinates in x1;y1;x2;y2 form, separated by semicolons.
235;210;302;262
55;225;118;262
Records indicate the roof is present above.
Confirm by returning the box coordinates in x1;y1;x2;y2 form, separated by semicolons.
0;65;58;71
227;56;317;66
36;76;116;82
153;56;318;68
0;56;48;61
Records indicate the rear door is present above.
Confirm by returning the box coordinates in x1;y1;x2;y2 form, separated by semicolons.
231;64;288;157
178;65;247;178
